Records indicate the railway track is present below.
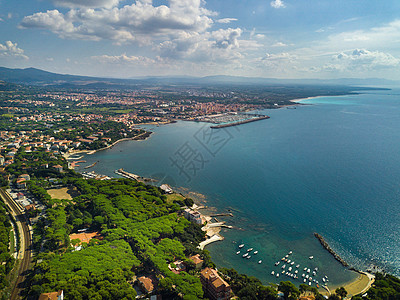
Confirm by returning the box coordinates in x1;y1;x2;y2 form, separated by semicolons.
0;189;32;300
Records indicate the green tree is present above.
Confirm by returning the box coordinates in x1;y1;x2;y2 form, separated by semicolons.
278;281;300;300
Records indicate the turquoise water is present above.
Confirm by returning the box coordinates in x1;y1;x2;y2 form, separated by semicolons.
76;88;400;287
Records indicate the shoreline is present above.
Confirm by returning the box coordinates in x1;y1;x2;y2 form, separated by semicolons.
64;131;152;160
289;96;322;103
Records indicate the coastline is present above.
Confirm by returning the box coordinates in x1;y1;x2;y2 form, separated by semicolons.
327;271;375;297
64;131;152;160
289;96;321;103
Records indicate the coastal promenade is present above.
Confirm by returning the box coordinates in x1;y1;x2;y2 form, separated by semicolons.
0;189;32;300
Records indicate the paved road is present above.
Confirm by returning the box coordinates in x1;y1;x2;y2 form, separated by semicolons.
0;189;32;300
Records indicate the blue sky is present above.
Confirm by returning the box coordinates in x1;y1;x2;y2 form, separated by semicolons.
1;0;400;79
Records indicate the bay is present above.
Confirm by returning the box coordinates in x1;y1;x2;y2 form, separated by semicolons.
76;88;400;287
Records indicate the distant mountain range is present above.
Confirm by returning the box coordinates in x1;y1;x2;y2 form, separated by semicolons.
0;66;398;88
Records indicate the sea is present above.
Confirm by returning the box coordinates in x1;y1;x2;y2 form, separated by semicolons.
75;87;400;287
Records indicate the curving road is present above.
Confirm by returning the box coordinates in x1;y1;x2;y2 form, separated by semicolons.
0;189;32;300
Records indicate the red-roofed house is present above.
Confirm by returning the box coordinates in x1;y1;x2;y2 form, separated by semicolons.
38;290;64;300
138;275;157;294
200;268;231;300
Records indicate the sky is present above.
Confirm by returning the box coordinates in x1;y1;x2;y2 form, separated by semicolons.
1;0;400;79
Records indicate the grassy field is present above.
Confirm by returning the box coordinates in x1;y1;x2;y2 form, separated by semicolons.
47;187;79;200
165;193;185;204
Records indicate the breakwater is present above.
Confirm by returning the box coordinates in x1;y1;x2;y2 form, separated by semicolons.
314;233;349;267
210;114;270;129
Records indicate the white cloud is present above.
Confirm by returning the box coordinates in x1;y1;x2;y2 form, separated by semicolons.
20;0;215;44
52;0;121;9
334;49;400;70
92;54;161;65
0;41;28;59
270;0;285;9
216;18;237;24
272;42;287;47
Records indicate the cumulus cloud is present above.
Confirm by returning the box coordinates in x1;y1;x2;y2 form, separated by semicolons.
20;0;214;43
216;18;237;24
333;49;400;70
0;41;28;59
270;0;285;9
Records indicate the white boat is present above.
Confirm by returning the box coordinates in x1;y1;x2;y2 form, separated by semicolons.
239;244;244;248
282;270;285;274
308;282;311;286
306;274;309;279
276;273;280;277
309;256;314;259
247;255;251;259
285;255;289;258
258;260;262;264
309;277;312;281
287;259;291;263
295;270;298;274
243;253;249;258
296;264;300;268
307;269;310;273
302;274;305;277
304;267;307;271
236;251;240;255
322;278;326;282
271;271;275;275
289;251;293;254
254;251;258;255
291;262;294;265
282;264;286;269
275;261;280;266
247;248;253;252
288;267;292;271
303;279;306;283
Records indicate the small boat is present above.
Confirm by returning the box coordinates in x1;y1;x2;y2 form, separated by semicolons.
247;255;251;259
312;271;316;276
287;259;291;263
281;270;285;274
258;260;262;264
288;267;292;271
236;251;240;255
317;284;320;288
276;273;280;277
308;282;311;286
271;271;275;275
309;256;314;260
254;251;258;255
281;257;285;261
322;278;326;282
302;274;305;277
243;253;249;258
282;264;286;269
291;262;294;265
309;277;312;281
289;251;293;254
275;261;280;266
285;254;289;258
239;244;244;248
303;279;306;283
296;264;300;268
247;248;253;252
295;270;298;274
307;269;310;273
304;267;307;271
314;267;319;271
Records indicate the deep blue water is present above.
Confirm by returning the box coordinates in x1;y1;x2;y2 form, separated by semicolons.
76;88;400;287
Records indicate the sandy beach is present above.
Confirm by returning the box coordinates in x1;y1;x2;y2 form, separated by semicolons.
320;271;375;297
290;96;322;103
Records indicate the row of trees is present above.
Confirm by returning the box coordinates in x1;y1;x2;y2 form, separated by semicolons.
0;202;15;291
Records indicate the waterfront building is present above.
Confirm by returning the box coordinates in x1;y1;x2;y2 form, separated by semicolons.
200;268;231;300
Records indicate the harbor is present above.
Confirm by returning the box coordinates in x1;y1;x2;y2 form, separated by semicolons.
193;112;270;128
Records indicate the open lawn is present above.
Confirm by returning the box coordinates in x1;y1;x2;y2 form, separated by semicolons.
166;193;185;204
47;187;79;200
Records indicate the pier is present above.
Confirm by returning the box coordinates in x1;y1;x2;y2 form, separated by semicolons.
195;112;270;129
115;168;140;180
84;161;98;169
